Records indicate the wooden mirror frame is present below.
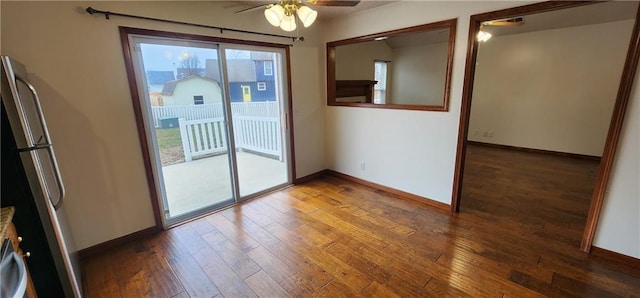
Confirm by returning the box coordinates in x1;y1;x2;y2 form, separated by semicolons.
326;19;457;111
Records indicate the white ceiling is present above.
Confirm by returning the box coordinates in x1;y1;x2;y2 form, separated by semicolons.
229;0;394;20
484;1;638;37
311;0;395;20
229;1;637;35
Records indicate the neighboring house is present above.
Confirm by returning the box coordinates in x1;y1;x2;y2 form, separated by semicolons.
161;76;223;106
149;92;164;106
205;55;277;102
167;55;276;103
146;71;176;106
146;70;175;92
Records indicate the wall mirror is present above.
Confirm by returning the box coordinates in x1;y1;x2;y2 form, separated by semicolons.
327;19;456;111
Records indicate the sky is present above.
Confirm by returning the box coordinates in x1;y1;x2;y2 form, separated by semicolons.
140;43;251;71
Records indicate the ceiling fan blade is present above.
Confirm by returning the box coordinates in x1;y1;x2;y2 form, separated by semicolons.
236;4;268;14
310;0;361;7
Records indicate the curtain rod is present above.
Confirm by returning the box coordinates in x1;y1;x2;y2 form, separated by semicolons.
85;7;304;43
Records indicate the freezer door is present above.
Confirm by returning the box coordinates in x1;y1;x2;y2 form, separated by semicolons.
23;147;82;298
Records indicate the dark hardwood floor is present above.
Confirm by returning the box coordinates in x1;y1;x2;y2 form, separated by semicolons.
82;144;640;297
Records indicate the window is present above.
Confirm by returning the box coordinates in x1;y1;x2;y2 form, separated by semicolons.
194;95;204;105
374;61;389;104
257;82;267;91
264;61;273;76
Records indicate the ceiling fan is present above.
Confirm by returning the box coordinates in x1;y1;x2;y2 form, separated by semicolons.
237;0;361;32
236;0;361;13
478;16;525;42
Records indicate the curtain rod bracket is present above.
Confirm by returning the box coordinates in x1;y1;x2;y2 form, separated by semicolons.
84;6;303;43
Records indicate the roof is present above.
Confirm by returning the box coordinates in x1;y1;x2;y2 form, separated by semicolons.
160;58;268;94
177;68;206;79
146;71;175;85
227;60;257;82
161;75;220;95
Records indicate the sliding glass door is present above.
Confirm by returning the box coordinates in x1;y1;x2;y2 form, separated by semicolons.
126;33;291;226
221;45;289;198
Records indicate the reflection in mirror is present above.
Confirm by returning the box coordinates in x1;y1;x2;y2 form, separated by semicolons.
327;19;456;111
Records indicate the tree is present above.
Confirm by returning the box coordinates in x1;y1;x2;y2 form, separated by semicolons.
180;53;200;77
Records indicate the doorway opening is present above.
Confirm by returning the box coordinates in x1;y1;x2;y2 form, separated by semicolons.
452;1;640;252
120;27;294;227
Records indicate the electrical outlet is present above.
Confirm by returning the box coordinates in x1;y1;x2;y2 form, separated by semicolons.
360;162;366;171
488;131;494;137
483;131;489;137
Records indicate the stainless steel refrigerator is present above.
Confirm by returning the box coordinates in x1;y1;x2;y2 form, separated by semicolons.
1;56;82;297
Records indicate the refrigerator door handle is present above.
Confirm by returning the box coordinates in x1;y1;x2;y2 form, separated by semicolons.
46;145;66;210
15;75;52;146
15;75;66;210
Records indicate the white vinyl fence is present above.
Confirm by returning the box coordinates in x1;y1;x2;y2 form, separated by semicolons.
178;116;282;162
234;116;281;157
179;117;228;160
152;102;279;127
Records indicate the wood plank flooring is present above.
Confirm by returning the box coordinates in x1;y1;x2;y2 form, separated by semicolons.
82;144;640;297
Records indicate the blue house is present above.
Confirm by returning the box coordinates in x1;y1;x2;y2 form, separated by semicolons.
204;53;277;103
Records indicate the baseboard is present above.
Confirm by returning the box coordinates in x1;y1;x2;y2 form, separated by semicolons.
591;246;640;274
325;170;450;211
294;169;329;184
78;226;158;260
467;141;601;161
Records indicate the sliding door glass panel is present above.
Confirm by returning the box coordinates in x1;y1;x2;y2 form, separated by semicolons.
223;47;289;198
132;38;235;222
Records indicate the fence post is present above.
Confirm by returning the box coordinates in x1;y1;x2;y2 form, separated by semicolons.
179;118;192;162
151;106;157;128
276;118;283;161
234;115;243;152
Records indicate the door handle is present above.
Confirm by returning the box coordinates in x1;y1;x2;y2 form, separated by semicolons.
15;76;52;147
46;145;66;210
15;76;66;210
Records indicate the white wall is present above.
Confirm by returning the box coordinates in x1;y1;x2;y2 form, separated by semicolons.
335;41;391;80
1;1;326;249
390;42;448;105
468;20;633;156
324;1;640;259
3;0;637;259
593;65;640;258
324;1;535;204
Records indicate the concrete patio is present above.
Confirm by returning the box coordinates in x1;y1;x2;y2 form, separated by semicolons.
161;151;288;217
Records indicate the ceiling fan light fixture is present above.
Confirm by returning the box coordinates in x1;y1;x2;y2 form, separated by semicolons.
297;5;317;27
264;5;285;27
280;13;297;32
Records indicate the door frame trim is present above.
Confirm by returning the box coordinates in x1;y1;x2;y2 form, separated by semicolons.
450;2;640;253
119;26;296;231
